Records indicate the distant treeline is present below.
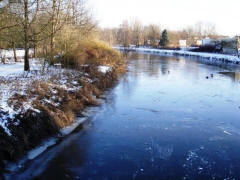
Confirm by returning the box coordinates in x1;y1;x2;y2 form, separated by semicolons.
99;20;224;48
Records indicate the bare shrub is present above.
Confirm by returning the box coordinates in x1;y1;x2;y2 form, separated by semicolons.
59;40;124;69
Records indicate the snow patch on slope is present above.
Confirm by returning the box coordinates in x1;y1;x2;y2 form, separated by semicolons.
98;65;111;73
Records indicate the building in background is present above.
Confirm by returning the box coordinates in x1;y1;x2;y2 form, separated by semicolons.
179;40;187;48
196;40;202;46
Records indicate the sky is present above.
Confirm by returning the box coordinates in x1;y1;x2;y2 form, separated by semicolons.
88;0;240;36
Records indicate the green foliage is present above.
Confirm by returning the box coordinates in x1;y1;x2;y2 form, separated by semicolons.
159;29;169;47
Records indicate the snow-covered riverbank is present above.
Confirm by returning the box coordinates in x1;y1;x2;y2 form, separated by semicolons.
118;47;240;65
0;60;114;135
0;49;125;174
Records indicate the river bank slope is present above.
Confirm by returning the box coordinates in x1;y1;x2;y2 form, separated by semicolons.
0;45;125;175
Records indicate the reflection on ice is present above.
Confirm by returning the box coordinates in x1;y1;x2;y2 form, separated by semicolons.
219;72;240;83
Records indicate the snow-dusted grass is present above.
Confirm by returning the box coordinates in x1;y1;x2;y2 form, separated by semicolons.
0;57;115;136
0;61;65;135
118;47;240;64
0;48;120;137
0;59;43;135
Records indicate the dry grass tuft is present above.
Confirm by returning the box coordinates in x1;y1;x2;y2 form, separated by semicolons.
59;40;125;69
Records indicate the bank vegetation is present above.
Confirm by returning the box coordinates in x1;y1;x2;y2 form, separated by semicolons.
0;0;125;174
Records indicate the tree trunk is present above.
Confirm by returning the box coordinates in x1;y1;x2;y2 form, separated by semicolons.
13;42;17;62
50;35;55;64
24;45;30;71
24;0;30;71
50;0;56;65
33;41;36;58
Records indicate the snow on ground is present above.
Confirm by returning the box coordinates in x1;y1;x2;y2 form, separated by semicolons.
0;49;113;136
0;52;111;136
0;51;68;135
0;49;37;135
0;60;41;77
117;47;240;64
0;63;68;135
0;49;33;59
0;60;44;135
98;65;112;73
0;63;25;76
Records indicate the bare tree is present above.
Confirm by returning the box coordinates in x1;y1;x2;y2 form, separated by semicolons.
194;21;217;38
131;19;143;47
44;0;94;63
0;7;23;62
53;0;96;54
46;0;71;64
99;28;117;46
117;20;131;47
203;22;217;38
147;24;161;47
69;0;96;35
6;0;41;71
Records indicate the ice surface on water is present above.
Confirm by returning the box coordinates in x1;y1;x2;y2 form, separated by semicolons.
60;117;87;136
183;147;234;180
217;124;240;136
28;138;57;160
183;147;216;179
156;145;173;160
146;138;173;160
209;136;224;142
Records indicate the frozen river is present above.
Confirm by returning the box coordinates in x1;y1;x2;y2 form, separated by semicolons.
8;52;240;180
